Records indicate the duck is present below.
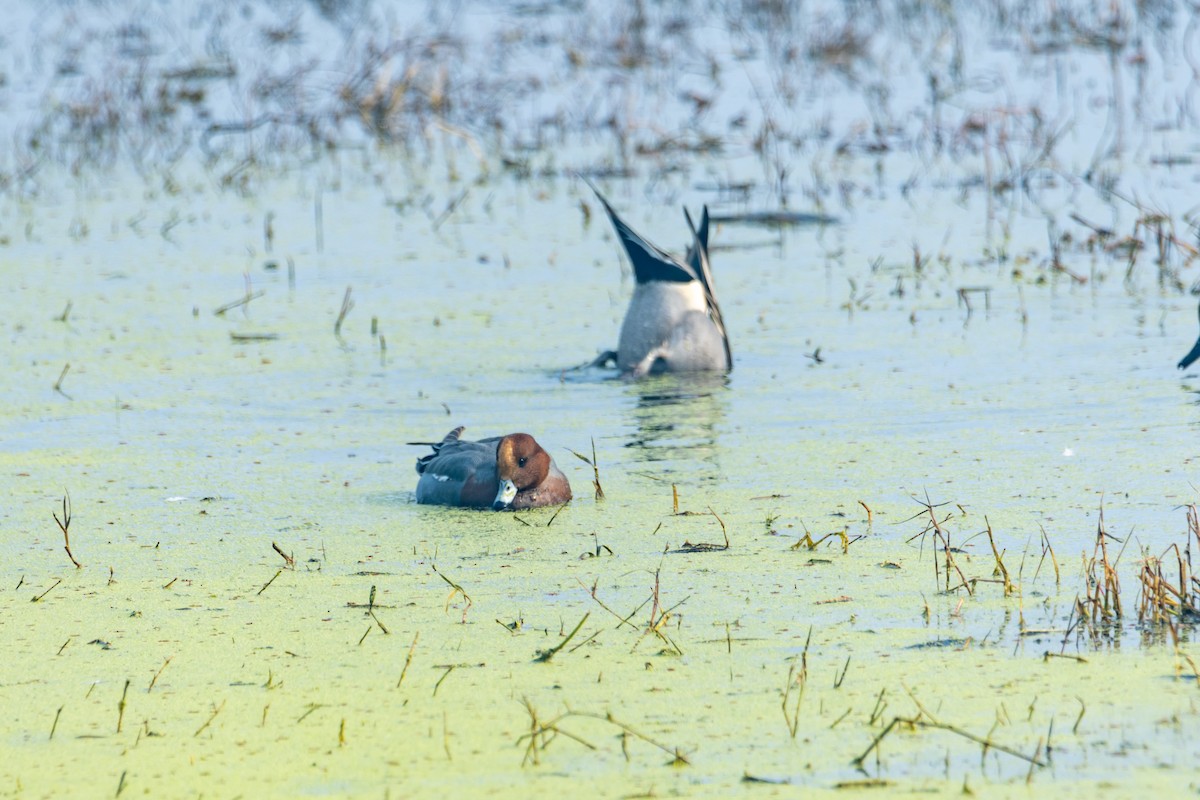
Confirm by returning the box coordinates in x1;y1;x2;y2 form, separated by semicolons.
1180;303;1200;369
587;182;732;377
412;427;572;510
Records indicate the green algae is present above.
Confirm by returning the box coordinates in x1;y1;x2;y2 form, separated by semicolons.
4;0;1200;789
3;157;1200;797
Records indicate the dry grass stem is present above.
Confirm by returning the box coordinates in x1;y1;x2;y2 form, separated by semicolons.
1034;525;1060;587
518;701;686;767
568;438;605;501
271;542;295;569
630;570;686;655
578;579;640;630
673;507;730;553
53;363;71;398
907;493;973;596
534;612;590;662
257;570;283;595
334;286;354;336
791;522;853;553
194;701;226;737
781;627;811;737
1136;506;1200;624
213;289;264;316
31;579;62;602
148;657;173;692
50;706;62;741
396;633;419;688
116;679;130;733
53;492;82;569
985;517;1013;596
852;713;1046;772
1078;501;1126;633
432;564;473;623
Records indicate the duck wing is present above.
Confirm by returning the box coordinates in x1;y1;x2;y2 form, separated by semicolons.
413;426;466;474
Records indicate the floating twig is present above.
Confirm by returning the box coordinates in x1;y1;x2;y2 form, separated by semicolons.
257;570;283;595
213;290;265;316
32;579;62;602
517;701;687;767
229;332;279;341
852;716;1046;771
53;363;71;399
296;703;323;724
673;506;730;553
534;613;590;663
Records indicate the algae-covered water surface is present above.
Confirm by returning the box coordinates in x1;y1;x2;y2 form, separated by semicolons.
3;1;1200;797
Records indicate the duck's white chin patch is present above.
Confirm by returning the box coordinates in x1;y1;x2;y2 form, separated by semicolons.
492;479;518;510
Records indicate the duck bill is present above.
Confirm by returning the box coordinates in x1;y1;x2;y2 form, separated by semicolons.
1180;337;1200;370
492;479;518;510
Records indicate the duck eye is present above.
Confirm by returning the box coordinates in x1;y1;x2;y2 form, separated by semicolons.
518;456;527;468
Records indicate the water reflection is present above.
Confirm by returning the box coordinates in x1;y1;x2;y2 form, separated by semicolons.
622;373;728;485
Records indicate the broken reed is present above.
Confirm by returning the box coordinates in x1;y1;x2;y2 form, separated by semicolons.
518;699;688;768
1076;503;1124;626
905;494;972;596
903;498;1062;601
53;492;82;569
781;627;812;737
901;495;1200;639
1136;504;1200;625
568;438;604;501
579;569;687;656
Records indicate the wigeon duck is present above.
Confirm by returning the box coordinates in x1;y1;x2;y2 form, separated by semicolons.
588;183;732;377
1180;304;1200;369
413;427;572;510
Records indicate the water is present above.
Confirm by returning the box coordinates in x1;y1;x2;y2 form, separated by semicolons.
2;1;1200;796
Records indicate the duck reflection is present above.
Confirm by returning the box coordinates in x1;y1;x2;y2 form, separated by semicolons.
622;373;728;485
